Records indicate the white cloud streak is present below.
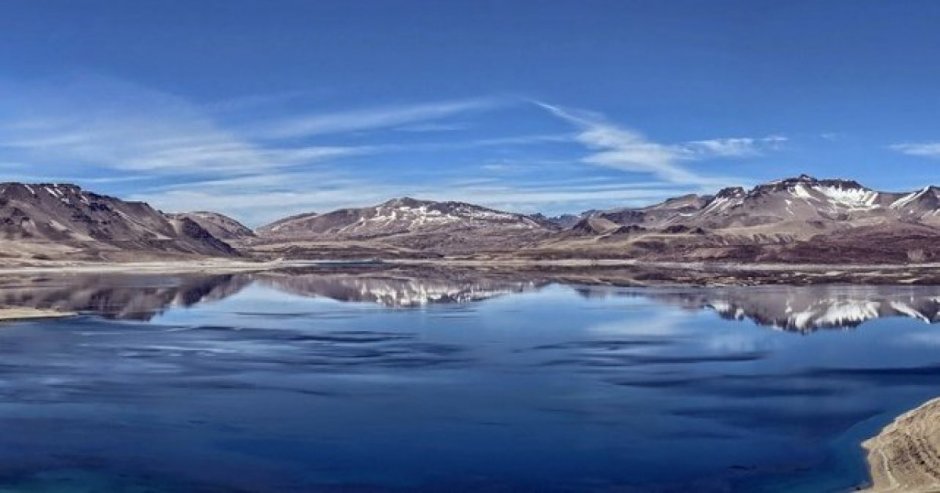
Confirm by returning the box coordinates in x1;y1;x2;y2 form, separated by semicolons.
0;76;788;226
891;142;940;158
536;101;781;186
0;76;513;178
0;76;373;175
255;97;504;139
680;135;787;158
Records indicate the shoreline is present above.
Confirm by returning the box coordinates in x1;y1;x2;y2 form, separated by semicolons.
2;258;940;286
2;257;940;272
398;258;940;271
0;259;332;275
0;307;76;322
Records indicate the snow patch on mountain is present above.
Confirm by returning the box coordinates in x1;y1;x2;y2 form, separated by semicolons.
792;184;817;201
891;187;931;209
815;185;880;209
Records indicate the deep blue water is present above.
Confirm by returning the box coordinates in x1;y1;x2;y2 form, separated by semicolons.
2;273;940;492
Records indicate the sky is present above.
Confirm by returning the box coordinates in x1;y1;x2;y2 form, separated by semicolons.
2;0;940;226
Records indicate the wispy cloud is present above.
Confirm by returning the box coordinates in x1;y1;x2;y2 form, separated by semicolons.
680;136;787;158
890;142;940;158
536;101;780;186
0;75;784;224
393;122;470;133
0;76;514;179
0;75;372;175
255;97;504;139
537;102;703;183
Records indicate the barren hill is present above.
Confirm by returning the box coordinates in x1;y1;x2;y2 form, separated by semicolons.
0;183;237;261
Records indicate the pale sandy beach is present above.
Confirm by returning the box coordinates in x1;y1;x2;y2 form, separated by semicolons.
4;257;940;273
3;258;940;287
0;259;325;275
0;307;75;322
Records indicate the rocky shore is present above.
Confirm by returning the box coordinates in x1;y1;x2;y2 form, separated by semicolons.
862;398;940;492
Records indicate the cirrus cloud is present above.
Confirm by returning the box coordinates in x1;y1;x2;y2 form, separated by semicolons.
891;142;940;158
535;101;783;187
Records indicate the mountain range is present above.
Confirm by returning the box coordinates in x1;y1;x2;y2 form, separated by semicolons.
533;174;940;263
3;175;940;264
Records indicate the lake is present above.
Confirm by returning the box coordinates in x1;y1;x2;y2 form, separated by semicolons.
1;267;940;492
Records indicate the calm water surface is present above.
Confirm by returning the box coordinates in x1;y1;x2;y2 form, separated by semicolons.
2;270;940;492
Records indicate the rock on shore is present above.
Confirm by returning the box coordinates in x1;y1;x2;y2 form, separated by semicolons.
862;398;940;492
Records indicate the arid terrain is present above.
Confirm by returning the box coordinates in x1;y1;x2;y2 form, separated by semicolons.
5;176;940;284
0;183;237;262
237;175;940;265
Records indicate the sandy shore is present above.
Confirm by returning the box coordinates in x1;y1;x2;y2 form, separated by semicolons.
398;258;940;271
1;258;940;286
0;307;76;321
0;259;333;275
862;397;940;492
4;257;940;274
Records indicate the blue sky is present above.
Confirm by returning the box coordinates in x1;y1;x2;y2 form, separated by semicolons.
2;0;940;225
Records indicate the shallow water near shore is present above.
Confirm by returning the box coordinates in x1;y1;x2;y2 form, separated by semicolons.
2;270;940;491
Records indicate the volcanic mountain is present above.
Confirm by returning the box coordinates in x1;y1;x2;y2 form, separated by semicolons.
252;197;557;256
533;175;940;263
0;183;237;261
583;175;940;233
245;176;940;262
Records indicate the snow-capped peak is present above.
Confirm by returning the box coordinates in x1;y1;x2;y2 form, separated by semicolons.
772;176;880;209
891;186;933;209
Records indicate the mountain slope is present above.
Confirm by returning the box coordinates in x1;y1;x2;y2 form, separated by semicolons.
591;193;714;229
170;211;255;240
255;211;319;237
0;183;238;260
529;213;582;229
258;197;551;239
254;197;557;255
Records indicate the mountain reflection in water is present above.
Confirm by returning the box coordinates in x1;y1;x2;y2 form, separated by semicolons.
3;268;940;332
597;285;940;332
